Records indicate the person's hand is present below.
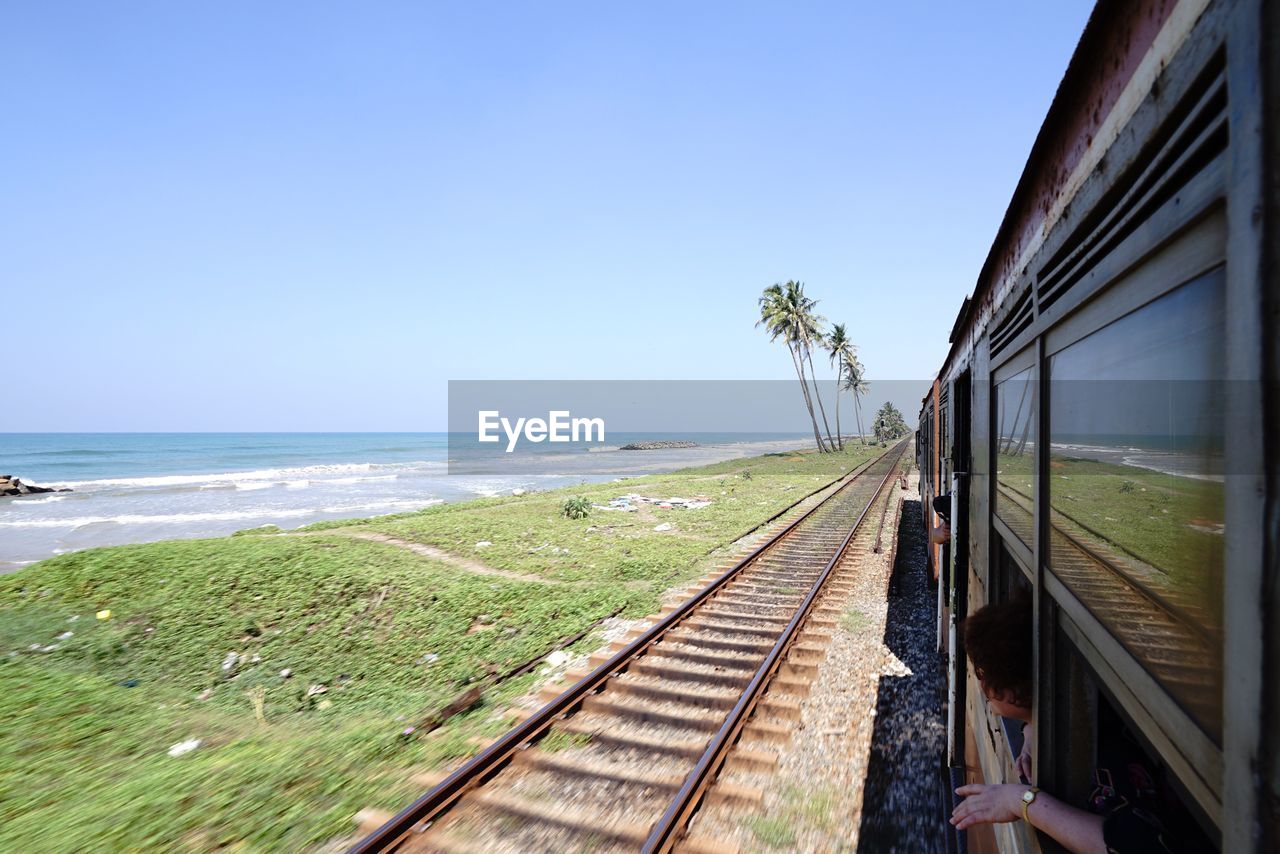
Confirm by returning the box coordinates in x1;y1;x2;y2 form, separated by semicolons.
951;783;1025;829
1016;725;1034;783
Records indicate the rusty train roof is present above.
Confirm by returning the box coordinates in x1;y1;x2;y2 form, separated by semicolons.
926;0;1182;403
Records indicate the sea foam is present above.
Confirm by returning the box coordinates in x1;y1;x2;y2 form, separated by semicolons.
0;498;443;529
47;461;438;491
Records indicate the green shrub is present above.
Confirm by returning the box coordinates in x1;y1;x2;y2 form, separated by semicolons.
562;496;591;520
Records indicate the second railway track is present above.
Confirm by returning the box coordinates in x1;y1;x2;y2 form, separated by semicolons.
354;440;909;854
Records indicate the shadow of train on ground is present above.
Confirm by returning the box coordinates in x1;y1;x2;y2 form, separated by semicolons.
858;498;947;853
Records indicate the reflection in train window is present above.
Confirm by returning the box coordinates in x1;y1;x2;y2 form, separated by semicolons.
995;366;1036;548
1048;269;1225;741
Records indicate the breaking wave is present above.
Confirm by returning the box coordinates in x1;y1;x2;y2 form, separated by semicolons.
0;498;443;529
46;461;442;492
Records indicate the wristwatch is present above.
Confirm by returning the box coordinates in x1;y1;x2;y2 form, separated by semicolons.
1021;787;1040;823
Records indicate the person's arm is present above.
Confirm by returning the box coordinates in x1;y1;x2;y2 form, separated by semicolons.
952;783;1105;854
930;520;951;544
1015;722;1034;783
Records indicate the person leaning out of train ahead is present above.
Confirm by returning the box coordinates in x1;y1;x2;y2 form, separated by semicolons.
951;595;1191;854
929;494;951;545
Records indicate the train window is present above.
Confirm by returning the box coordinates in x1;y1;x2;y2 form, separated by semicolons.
994;538;1032;604
1047;268;1225;742
1051;632;1219;849
995;365;1036;549
991;568;1032;762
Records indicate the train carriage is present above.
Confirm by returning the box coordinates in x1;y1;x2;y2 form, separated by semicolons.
919;0;1277;850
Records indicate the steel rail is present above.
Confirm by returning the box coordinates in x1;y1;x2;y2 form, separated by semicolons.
642;439;908;853
350;448;893;854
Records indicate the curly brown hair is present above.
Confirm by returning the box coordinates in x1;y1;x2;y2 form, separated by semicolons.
961;594;1033;709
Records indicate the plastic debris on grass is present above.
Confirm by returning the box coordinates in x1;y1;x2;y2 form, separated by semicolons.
596;494;712;512
167;739;202;758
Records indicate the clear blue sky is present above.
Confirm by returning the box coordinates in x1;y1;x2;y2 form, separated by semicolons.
4;1;1093;431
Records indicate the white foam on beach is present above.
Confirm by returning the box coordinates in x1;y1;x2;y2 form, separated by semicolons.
11;495;68;504
462;479;521;497
46;461;440;491
1119;455;1224;482
1049;441;1223;482
0;499;444;529
328;475;398;485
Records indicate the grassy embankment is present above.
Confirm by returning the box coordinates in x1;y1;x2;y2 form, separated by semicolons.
998;449;1223;611
0;443;884;852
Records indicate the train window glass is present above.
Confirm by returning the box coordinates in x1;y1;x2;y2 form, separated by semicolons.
1047;268;1225;742
995;366;1036;549
992;551;1032;761
995;538;1032;603
1092;696;1216;849
1053;635;1218;849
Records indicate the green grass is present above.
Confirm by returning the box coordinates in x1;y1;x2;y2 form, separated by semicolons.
742;784;839;848
1048;454;1224;620
538;730;592;752
840;607;871;634
304;446;881;585
745;815;797;848
0;443;881;851
0;534;627;851
1048;456;1222;572
998;449;1224;621
783;783;839;829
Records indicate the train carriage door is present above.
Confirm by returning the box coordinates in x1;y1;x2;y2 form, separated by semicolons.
946;370;972;767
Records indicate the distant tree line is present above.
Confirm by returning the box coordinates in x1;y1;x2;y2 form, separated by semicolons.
872;402;908;443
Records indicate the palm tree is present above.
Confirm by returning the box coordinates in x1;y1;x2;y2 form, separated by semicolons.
757;283;828;452
842;354;870;444
782;281;837;452
825;323;856;450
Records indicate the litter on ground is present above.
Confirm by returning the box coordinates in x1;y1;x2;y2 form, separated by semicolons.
167;739;202;758
595;494;712;512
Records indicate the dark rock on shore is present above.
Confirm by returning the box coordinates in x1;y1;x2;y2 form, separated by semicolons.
1;475;72;497
618;440;698;451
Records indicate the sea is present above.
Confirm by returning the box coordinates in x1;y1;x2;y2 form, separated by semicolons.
0;432;811;571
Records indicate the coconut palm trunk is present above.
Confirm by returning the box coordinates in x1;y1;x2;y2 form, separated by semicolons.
804;348;836;450
1002;377;1030;453
833;376;843;451
789;344;827;451
825;323;856;452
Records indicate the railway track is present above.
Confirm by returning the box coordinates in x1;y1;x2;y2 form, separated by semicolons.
353;440;908;854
